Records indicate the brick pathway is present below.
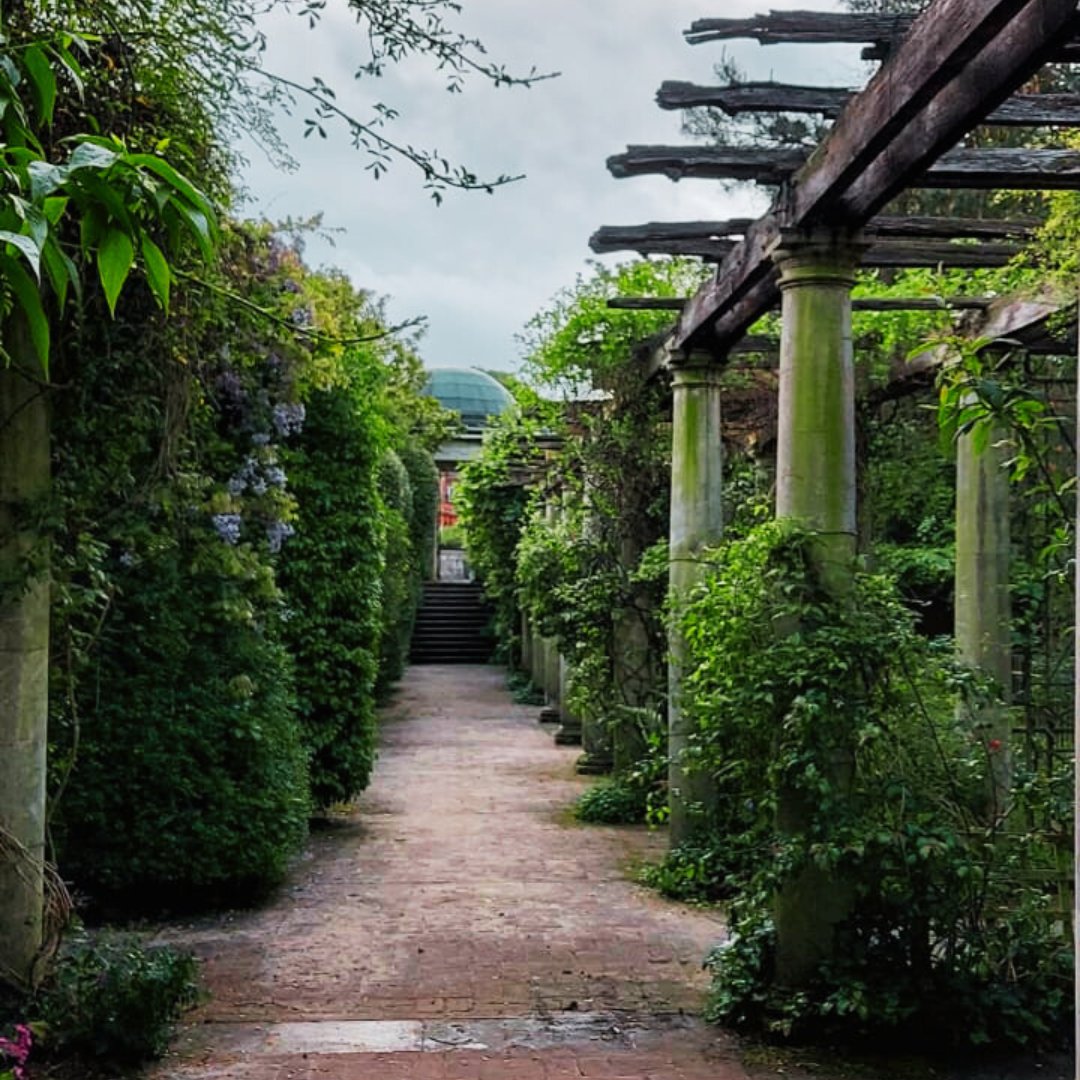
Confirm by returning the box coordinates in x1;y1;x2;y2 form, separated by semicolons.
146;664;744;1080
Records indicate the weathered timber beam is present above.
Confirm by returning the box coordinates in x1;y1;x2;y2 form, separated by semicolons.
606;145;805;184
684;11;915;46
810;0;1080;223
865;39;1080;61
608;297;687;311
608;144;1080;190
590;221;754;250
658;81;1080;128
593;216;1034;252
657;80;853;117
920;147;1080;188
868;215;1038;239
608;295;992;312
597;233;1019;268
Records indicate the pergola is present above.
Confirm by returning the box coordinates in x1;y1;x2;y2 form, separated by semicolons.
582;0;1080;996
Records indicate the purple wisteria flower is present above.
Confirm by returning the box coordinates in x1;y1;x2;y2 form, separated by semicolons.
272;402;306;437
212;513;243;545
266;520;296;554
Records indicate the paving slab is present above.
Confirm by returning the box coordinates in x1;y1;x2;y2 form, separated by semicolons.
145;664;740;1080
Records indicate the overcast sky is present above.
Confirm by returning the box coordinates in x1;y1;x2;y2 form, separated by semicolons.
237;1;864;372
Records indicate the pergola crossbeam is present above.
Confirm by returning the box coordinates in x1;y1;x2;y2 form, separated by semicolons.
607;144;1080;190
608;295;993;312
657;80;1080;127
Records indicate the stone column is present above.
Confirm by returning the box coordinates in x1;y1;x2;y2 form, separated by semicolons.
668;355;725;845
770;230;864;987
555;655;583;747
520;610;533;677
774;231;862;585
955;414;1012;814
0;328;50;989
612;542;654;775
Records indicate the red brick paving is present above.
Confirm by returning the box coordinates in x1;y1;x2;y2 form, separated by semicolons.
146;664;744;1080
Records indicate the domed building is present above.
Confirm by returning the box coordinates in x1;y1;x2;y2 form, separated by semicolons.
423;367;515;578
424;367;514;434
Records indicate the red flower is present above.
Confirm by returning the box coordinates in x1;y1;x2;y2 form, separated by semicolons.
988;739;1002;753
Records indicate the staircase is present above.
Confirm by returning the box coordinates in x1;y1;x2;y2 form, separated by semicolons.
410;582;494;664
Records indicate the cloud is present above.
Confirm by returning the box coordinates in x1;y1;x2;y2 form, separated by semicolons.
237;0;861;371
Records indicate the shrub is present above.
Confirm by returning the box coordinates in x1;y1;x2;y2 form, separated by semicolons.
279;383;386;808
375;449;420;696
574;780;648;825
398;446;439;579
35;931;199;1064
55;534;310;905
677;521;1073;1049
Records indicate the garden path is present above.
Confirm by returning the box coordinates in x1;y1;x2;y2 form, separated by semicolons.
145;663;744;1080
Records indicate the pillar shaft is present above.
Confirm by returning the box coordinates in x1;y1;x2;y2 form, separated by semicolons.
775;232;862;588
771;232;863;987
668;358;725;845
955;417;1011;811
0;325;50;989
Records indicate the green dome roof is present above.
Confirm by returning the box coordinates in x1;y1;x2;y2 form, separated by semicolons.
424;367;514;430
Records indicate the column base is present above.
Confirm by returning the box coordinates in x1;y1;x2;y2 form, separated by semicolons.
575;752;612;776
554;723;582;746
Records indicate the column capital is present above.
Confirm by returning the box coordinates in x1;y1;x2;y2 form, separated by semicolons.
770;228;868;289
670;349;725;388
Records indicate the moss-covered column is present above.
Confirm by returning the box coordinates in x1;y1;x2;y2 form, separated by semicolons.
0;324;50;989
668;354;725;845
955;412;1012;813
612;534;654;775
555;655;583;747
520;610;533;677
774;231;861;585
771;231;863;987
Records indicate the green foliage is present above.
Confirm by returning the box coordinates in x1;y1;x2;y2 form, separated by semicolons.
506;670;544;705
574;779;648;825
675;521;1072;1049
375;449;419;696
34;930;199;1064
399;445;439;579
439;523;466;549
456;413;546;662
279;381;386;809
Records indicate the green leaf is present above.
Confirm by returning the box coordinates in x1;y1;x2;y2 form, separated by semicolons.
126;153;214;219
1;252;50;370
140;234;170;313
22;45;57;125
96;228;134;316
0;229;41;280
42;237;79;309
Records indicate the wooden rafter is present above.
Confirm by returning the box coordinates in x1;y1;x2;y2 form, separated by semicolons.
592;232;1020;268
683;11;915;47
591;217;1036;250
607;296;993;312
607;144;1080;189
597;0;1080;354
657;81;1080;128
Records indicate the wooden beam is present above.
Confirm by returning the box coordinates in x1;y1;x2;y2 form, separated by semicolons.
593;217;1035;252
608;144;1080;190
811;0;1080;223
920;147;1080;188
868;215;1038;239
665;0;1077;349
657;80;853;117
608;295;992;312
596;233;1019;268
608;297;687;311
606;145;805;184
658;80;1080;128
590;221;754;251
683;11;915;47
